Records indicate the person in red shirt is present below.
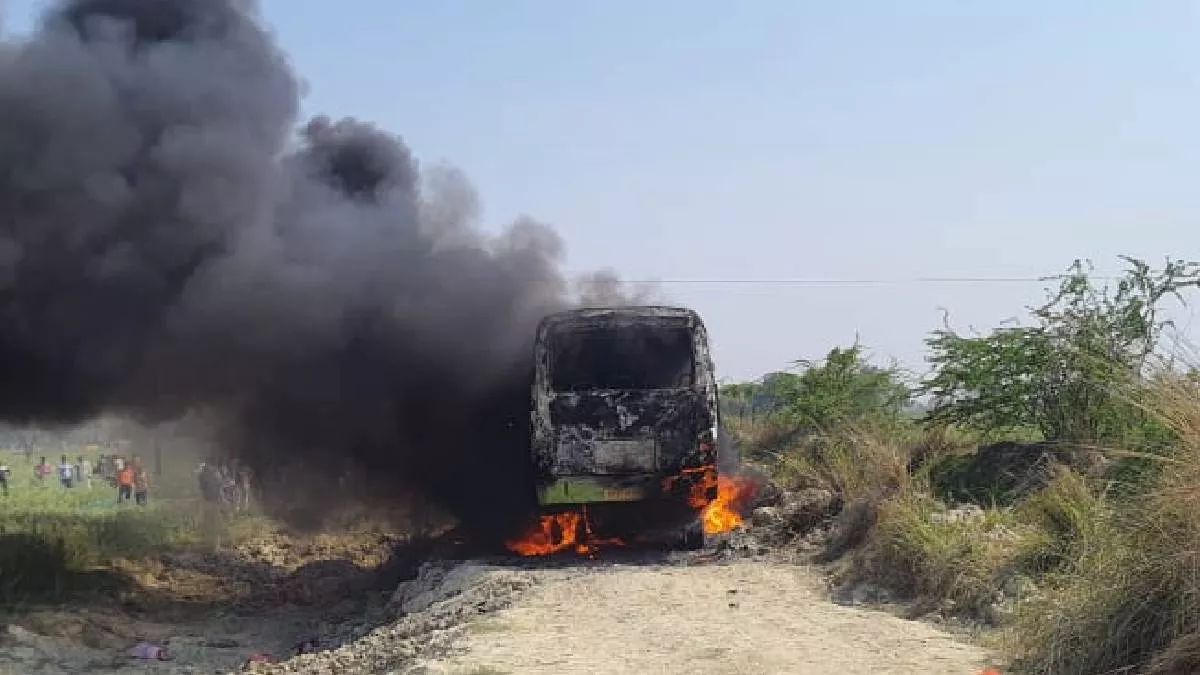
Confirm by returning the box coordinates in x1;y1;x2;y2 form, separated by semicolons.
35;456;52;483
116;464;135;503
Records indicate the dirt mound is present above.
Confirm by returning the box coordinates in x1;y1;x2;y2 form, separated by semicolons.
929;441;1106;505
0;528;414;674
252;561;536;674
234;531;403;572
751;488;839;541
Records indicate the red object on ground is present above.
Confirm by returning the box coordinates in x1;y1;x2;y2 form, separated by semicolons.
243;652;275;667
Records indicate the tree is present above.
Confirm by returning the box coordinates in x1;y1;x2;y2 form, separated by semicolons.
775;345;910;430
922;257;1200;442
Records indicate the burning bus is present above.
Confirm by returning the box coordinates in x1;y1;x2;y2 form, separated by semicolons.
522;306;723;551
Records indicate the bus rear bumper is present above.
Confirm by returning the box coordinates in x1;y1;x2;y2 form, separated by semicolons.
537;474;661;505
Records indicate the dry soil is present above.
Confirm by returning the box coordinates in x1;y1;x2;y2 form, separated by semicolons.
411;558;993;675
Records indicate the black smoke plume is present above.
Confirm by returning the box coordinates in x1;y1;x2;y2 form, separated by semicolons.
0;0;631;536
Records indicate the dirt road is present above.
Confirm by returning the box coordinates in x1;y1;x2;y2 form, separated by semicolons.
411;559;993;675
1;538;995;674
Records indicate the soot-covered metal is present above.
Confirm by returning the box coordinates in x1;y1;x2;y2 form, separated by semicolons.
531;307;719;509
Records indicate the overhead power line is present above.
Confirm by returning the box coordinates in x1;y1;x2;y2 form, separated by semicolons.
603;275;1120;286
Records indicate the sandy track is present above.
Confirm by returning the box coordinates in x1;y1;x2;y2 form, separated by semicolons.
418;560;992;675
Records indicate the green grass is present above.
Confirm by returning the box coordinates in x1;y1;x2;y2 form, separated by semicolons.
0;447;232;601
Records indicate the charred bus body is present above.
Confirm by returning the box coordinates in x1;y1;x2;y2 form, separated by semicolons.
530;306;720;543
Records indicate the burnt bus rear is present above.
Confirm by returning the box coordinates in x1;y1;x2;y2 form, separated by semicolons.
530;306;719;534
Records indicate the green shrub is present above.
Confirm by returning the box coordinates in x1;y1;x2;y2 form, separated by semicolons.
923;257;1198;445
721;344;910;434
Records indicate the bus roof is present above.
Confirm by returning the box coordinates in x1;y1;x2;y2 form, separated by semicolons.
538;306;704;333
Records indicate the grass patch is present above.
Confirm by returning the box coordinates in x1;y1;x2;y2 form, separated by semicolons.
848;491;1046;618
0;499;209;601
1011;469;1200;673
1012;470;1108;573
0;449;249;601
1005;374;1200;674
740;419;1115;627
772;424;911;501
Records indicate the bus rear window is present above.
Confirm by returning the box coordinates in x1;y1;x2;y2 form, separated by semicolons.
550;324;694;391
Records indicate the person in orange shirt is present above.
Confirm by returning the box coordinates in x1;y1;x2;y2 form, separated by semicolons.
116;463;135;503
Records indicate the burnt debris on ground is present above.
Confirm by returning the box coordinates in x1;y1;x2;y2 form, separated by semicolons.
0;528;437;674
1;509;797;675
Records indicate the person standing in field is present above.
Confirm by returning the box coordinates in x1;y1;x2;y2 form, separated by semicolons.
133;459;150;506
0;463;10;496
99;454;118;486
197;462;220;503
35;456;51;484
237;463;253;512
116;462;135;503
77;455;93;489
196;461;226;547
58;454;75;488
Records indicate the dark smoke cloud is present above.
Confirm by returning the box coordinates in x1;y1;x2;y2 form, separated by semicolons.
0;0;642;535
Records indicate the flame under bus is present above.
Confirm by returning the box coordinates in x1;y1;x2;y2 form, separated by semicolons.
530;306;720;519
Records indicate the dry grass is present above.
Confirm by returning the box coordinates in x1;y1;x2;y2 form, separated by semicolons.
740;419;1114;626
729;368;1200;672
733;374;1200;672
849;491;1047;618
773;424;911;501
1010;374;1200;674
765;425;913;559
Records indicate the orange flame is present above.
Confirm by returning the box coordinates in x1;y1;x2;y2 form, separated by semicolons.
509;467;757;556
505;511;584;556
701;474;756;535
668;466;756;535
505;507;624;557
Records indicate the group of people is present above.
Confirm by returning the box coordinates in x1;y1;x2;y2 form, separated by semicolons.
197;459;253;512
0;451;253;512
0;453;151;505
109;455;151;505
32;454;94;489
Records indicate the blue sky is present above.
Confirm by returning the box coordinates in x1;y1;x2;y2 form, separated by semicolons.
4;1;1198;379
